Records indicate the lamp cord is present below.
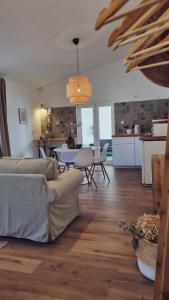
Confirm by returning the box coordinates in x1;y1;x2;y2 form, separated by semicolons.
76;44;80;87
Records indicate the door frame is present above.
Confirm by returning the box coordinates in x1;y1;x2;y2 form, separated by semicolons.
76;101;115;165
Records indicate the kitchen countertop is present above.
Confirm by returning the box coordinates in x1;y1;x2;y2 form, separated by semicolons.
112;134;166;141
140;136;166;141
36;138;66;141
112;134;142;137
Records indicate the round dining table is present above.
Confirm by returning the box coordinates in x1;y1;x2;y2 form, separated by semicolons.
54;146;101;165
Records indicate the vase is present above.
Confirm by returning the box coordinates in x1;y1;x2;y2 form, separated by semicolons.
136;238;157;281
66;134;75;149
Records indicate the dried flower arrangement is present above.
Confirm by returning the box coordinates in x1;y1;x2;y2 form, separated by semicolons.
60;114;81;138
119;214;160;249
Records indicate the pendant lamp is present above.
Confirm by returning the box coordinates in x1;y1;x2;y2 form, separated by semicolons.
66;38;92;105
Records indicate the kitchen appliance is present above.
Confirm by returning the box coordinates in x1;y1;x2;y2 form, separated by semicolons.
134;124;140;135
152;119;168;137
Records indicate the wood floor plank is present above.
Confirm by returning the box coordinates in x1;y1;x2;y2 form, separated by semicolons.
0;168;154;299
0;254;41;274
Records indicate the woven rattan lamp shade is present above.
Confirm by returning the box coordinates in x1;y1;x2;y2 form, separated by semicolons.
66;76;92;104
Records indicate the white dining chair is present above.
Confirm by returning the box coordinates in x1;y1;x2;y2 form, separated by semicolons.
54;148;78;170
39;147;66;174
39;147;47;158
91;143;110;182
74;148;97;188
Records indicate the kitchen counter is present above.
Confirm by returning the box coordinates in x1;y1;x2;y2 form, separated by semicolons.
140;136;166;141
141;138;166;185
112;134;166;141
112;134;141;137
112;135;142;167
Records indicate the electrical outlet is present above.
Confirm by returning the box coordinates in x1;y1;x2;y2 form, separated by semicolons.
121;120;124;125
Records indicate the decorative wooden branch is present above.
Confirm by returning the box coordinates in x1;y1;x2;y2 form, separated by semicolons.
115;17;169;43
125;46;169;71
108;1;168;47
95;0;129;31
122;8;169;61
125;35;169;71
119;22;169;47
96;0;169;72
95;1;169;298
130;61;169;71
104;0;160;25
129;36;169;59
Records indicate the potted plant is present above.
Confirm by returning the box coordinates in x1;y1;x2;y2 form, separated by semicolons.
119;214;160;281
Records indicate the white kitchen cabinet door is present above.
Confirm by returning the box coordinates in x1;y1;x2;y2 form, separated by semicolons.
142;141;166;185
113;143;135;166
112;137;135;145
134;137;142;166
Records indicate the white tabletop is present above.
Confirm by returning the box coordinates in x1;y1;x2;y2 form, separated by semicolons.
54;146;101;162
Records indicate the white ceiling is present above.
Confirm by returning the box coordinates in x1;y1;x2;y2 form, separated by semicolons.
0;0;136;87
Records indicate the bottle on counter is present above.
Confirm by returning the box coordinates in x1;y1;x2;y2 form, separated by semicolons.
134;124;141;135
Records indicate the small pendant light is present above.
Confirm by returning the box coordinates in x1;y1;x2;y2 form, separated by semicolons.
66;38;92;105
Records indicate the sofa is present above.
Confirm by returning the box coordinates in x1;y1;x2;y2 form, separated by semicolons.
0;158;83;242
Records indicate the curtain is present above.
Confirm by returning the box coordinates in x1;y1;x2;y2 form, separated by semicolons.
0;78;11;157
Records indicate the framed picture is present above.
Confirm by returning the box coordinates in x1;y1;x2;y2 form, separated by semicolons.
18;108;27;124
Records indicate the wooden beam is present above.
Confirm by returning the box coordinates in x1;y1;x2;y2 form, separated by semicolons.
111;0;168;49
104;0;160;25
95;0;129;31
154;120;169;300
152;155;165;212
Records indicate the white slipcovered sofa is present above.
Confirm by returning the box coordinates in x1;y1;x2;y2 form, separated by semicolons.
0;158;83;242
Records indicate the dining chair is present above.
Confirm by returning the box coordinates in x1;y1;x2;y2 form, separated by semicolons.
74;148;97;189
39;147;47;158
91;143;110;182
54;148;78;170
39;147;66;174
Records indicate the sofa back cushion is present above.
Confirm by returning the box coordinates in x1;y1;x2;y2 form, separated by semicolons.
0;158;58;180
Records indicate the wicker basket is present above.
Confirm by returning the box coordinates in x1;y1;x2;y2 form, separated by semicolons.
136;238;157;281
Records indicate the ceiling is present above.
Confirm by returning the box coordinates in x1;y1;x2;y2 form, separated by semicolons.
0;0;137;87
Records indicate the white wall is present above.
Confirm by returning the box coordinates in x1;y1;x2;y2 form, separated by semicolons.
6;79;41;157
41;59;169;107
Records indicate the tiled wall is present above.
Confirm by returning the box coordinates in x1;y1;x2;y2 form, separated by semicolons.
114;99;169;134
41;106;77;138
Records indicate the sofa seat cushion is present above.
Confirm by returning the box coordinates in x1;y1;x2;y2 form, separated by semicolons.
47;169;83;200
0;158;58;180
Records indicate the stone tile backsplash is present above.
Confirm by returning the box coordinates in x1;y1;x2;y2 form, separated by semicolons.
41;106;77;138
114;99;169;134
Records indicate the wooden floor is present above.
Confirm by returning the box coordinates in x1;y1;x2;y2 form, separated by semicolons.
0;167;154;300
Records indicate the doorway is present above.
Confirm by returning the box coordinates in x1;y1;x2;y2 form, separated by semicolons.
77;103;113;164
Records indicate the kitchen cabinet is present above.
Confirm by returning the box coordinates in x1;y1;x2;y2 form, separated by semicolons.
112;136;142;167
135;137;142;166
142;140;166;185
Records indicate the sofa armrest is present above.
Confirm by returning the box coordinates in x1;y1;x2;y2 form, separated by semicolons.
47;169;83;200
0;174;56;205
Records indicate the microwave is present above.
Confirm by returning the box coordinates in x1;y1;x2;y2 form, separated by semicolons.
152;119;168;137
